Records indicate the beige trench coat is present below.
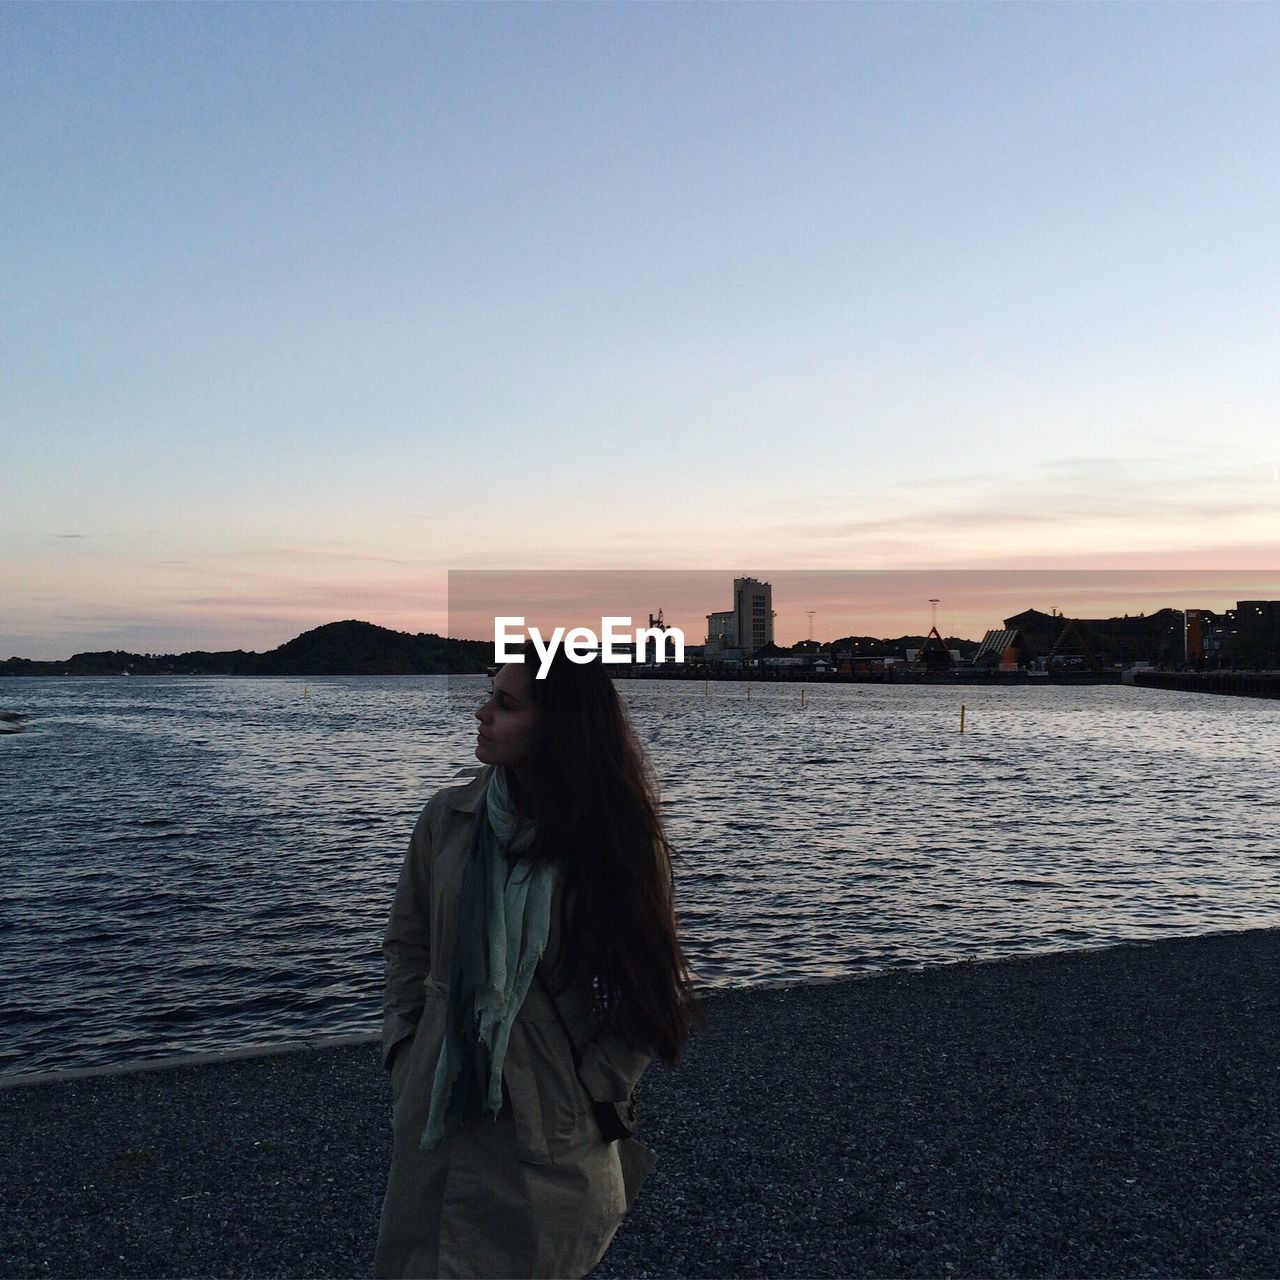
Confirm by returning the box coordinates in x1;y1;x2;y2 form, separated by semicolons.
374;765;655;1280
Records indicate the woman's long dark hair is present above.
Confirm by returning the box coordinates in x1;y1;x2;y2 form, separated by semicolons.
518;639;702;1065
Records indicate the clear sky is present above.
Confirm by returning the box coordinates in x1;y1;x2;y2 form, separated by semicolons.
4;2;1279;657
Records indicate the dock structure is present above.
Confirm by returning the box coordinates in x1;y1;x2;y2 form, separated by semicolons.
1133;670;1280;700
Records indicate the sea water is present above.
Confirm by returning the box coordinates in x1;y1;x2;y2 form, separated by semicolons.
1;675;1277;1076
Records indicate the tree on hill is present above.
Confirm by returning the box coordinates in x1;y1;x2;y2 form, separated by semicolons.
263;620;488;675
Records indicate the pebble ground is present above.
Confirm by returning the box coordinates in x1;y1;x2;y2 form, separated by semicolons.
4;928;1279;1278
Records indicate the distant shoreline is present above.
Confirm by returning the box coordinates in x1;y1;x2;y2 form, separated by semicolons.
0;668;486;679
8;667;1278;693
5;612;1273;694
0;666;1128;685
0;619;491;679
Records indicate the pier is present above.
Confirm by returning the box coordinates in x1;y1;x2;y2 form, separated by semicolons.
1133;670;1280;700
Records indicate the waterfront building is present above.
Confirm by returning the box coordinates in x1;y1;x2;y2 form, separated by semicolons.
1003;609;1060;653
750;641;793;669
1233;601;1280;667
751;641;836;672
1002;608;1184;667
914;626;955;673
734;577;774;653
704;576;774;660
704;609;737;659
1183;609;1212;664
1091;609;1185;665
1049;619;1100;672
974;628;1030;671
835;645;908;673
1203;610;1236;664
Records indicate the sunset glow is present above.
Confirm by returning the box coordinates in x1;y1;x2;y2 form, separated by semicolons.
4;5;1278;659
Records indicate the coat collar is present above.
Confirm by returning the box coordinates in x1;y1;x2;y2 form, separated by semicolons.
442;764;493;814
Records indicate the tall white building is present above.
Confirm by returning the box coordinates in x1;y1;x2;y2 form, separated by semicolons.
705;577;774;656
734;576;774;652
706;581;773;660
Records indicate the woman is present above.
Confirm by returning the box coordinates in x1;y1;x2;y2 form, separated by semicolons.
375;641;701;1279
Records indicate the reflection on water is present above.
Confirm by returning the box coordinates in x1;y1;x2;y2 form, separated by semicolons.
1;676;1277;1076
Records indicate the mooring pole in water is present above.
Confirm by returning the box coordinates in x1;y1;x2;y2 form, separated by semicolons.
704;679;709;698
960;703;965;733
800;687;805;707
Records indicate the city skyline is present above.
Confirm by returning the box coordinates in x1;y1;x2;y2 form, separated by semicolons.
4;4;1279;660
444;569;1278;655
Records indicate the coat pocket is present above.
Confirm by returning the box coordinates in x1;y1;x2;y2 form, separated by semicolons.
388;1036;414;1111
389;981;448;1143
502;1020;595;1165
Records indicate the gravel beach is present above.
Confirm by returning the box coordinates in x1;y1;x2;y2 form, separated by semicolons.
4;927;1279;1279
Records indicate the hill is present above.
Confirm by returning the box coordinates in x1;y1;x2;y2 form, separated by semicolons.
0;621;491;677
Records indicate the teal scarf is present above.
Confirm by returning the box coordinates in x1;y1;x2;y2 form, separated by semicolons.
420;766;555;1150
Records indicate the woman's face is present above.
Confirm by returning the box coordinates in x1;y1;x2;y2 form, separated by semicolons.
474;662;541;772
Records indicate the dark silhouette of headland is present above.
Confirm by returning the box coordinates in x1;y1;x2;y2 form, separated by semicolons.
0;620;490;677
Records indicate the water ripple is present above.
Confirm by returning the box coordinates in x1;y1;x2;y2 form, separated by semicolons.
1;675;1279;1076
